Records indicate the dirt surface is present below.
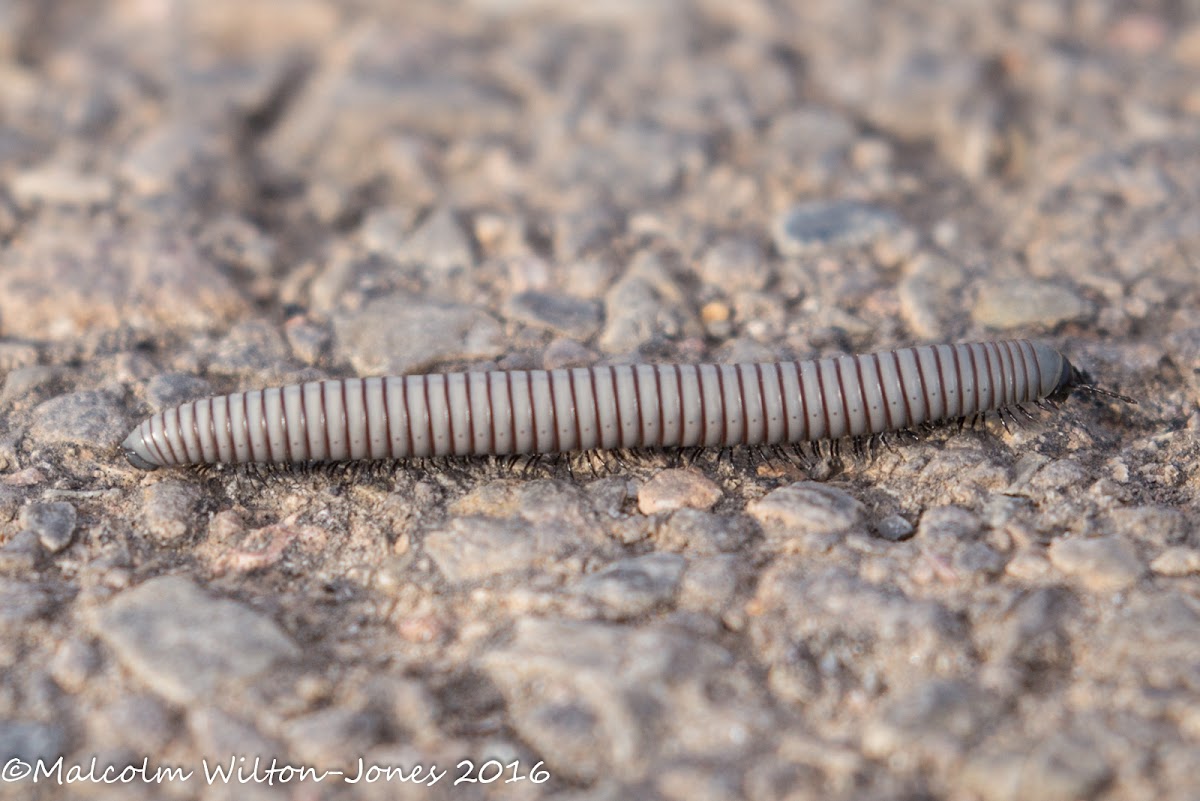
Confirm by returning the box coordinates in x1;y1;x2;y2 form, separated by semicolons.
1;1;1198;799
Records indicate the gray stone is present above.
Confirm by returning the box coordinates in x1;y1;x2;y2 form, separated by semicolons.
89;575;301;705
332;296;504;375
677;555;742;614
764;107;857;167
19;502;77;553
554;205;624;261
874;514;915;542
571;553;686;619
659;508;758;555
897;253;965;340
0;342;39;372
30;391;128;447
207;319;291;375
0;222;248;339
399;206;475;281
637;469;723;515
281;707;385;769
140;481;202;544
0;366;65;407
482;618;769;782
90;695;176;754
1017;733;1113;801
542;337;599;369
0;487;18;523
772;200;902;256
749;564;971;697
119;122;231;198
424;516;542;583
747;482;865;551
1151;547;1200;576
971;280;1090;330
863;680;998;763
11;164;114;207
698;237;771;292
189;707;284;765
0;578;54;625
955;541;1007;577
995;587;1074;681
0;719;68;762
506;290;604;339
427;483;609;584
198;214;278;278
599;250;699;353
1106;505;1186;548
49;639;102;694
1166;327;1200;394
145;373;213;410
0;531;46;573
1048;536;1143;592
284;319;331;365
918;505;983;543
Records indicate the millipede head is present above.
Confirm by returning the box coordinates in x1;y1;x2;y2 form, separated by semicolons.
121;430;161;471
1051;359;1137;406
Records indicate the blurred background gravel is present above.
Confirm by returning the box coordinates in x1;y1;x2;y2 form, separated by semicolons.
0;1;1197;799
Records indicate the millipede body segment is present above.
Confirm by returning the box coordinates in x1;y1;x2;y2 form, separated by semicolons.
122;339;1083;470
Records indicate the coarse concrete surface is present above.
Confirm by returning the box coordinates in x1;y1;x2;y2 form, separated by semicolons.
0;1;1197;799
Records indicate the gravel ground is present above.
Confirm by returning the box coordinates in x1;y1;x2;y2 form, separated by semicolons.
1;1;1198;799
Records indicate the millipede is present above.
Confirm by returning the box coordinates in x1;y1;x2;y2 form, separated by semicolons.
121;339;1132;470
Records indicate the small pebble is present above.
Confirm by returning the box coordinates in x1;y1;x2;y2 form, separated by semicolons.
89;575;301;705
506;290;603;339
572;553;686;620
284;318;331;365
0;719;68;765
49;638;102;694
874;514;915;542
1150;547;1200;577
141;481;201;544
1015;733;1112;801
0;577;55;624
358;205;419;254
145;374;213;410
332;295;504;375
772;200;902;256
0;342;39;371
637;469;723;515
0;530;46;572
658;508;758;554
863;680;995;762
19;502;77;553
0;366;65;406
697;237;771;291
542;338;599;369
1005;550;1052;581
91;695;177;754
392;205;475;281
676;554;741;613
208;319;290;375
199;214;277;278
282;707;385;770
971;280;1090;330
11;164;113;207
748;479;864;541
30;391;128;447
423;516;554;583
1048;536;1143;592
